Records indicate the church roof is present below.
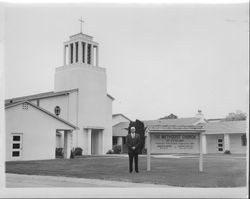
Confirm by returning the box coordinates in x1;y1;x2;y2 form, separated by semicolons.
147;125;205;133
5;100;79;130
143;117;202;126
202;120;246;135
5;89;79;106
112;117;202;137
5;89;115;105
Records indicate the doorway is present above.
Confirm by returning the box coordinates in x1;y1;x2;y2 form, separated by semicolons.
91;129;103;155
11;133;23;160
217;138;224;152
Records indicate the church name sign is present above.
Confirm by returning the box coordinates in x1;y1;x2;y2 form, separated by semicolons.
154;134;197;150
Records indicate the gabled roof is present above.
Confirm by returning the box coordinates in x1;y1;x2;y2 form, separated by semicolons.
5;100;79;130
5;88;115;105
202;120;247;135
206;118;225;122
5;89;79;106
112;117;202;137
148;125;205;134
143;117;202;126
112;113;131;121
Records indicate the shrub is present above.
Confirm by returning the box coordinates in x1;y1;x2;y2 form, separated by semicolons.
112;145;121;154
56;147;63;157
74;147;83;156
106;149;113;154
224;150;231;154
142;148;147;154
70;149;75;159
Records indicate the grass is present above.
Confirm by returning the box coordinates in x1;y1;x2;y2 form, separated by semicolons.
5;154;247;187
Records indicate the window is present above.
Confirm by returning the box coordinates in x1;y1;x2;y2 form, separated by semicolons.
54;106;61;116
241;135;247;146
217;138;224;152
75;42;78;62
12;134;22;159
82;42;85;63
87;44;91;64
13;136;20;141
22;103;28;110
218;139;223;143
12;151;20;157
12;143;20;149
70;44;73;64
113;137;118;145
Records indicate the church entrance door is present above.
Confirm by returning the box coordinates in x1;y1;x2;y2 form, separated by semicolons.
91;129;103;155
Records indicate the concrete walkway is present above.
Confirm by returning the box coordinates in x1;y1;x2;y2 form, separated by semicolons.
3;174;248;198
6;173;168;188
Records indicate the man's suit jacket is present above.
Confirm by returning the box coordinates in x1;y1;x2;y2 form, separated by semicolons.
126;133;140;154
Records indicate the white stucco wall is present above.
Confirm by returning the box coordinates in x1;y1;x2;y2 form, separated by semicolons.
150;133;200;154
5;103;74;161
206;134;224;154
54;64;112;155
31;92;79;147
229;134;246;154
54;64;107;127
103;96;113;154
206;134;246;154
30;95;69;122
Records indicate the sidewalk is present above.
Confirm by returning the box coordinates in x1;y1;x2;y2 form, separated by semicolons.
6;173;168;188
3;173;248;198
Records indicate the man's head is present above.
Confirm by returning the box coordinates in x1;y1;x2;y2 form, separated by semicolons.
130;127;136;134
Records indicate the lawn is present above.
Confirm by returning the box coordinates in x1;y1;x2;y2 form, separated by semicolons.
5;154;247;187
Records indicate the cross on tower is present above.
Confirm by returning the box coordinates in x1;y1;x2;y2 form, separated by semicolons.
79;17;84;33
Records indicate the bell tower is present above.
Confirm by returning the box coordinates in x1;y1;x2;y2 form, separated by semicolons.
54;20;112;155
63;33;99;67
63;17;99;67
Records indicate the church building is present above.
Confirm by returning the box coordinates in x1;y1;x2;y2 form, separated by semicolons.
5;28;114;161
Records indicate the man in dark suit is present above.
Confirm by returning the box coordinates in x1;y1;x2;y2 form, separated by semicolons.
126;126;140;173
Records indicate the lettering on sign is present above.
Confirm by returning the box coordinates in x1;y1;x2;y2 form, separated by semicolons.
155;134;197;150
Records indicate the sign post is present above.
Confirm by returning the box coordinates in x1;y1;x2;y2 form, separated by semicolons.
145;127;204;172
199;133;203;172
146;128;151;171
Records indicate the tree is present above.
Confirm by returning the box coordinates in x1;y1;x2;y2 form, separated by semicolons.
128;119;146;154
225;110;246;121
159;113;178;120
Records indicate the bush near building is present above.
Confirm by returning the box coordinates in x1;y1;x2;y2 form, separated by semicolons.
56;148;63;157
74;147;83;156
113;145;121;154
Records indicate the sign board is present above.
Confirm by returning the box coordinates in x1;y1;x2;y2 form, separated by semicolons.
152;134;199;153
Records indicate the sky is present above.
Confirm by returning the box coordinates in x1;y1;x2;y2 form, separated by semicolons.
4;3;249;121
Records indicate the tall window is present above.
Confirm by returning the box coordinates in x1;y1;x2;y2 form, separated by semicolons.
87;44;91;64
217;138;223;151
82;42;85;63
241;135;247;146
70;44;73;64
75;42;78;63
